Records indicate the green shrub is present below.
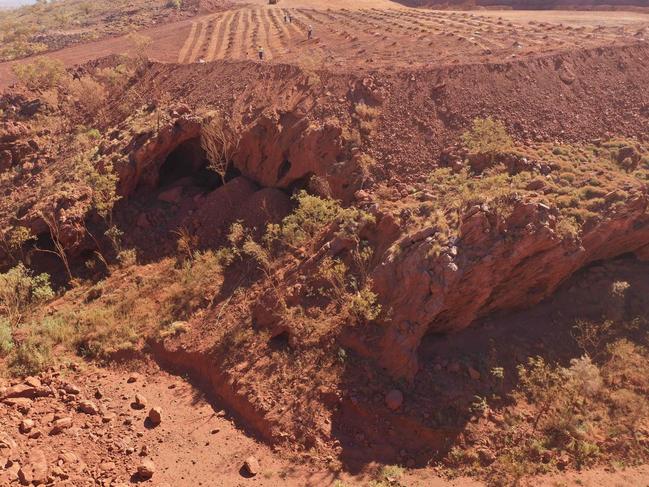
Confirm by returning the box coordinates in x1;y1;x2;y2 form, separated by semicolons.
278;191;343;246
348;286;382;322
0;318;13;357
268;191;375;248
8;338;51;376
461;117;513;158
73;307;137;359
12;57;66;91
0;264;54;325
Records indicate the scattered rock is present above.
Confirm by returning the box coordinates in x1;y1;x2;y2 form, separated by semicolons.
243;456;260;476
100;461;116;471
147;407;162;426
3;397;33;413
17;449;48;486
131;394;147;410
23;377;42;388
385;389;403;411
77;399;100;415
49;417;72;435
102;412;116;423
62;383;81;395
136;459;155;480
27;430;42;440
127;373;140;384
19;419;34;434
478;448;496;466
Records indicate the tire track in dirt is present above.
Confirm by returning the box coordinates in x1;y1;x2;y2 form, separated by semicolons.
212;11;235;60
236;8;251;60
178;20;198;63
188;16;211;62
268;8;287;40
250;9;266;59
204;13;228;62
268;7;292;57
261;8;279;60
224;10;240;58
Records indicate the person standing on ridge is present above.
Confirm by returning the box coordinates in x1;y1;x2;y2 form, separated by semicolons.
258;46;265;61
307;25;313;40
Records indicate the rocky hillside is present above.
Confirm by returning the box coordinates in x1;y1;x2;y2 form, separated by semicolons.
1;27;649;486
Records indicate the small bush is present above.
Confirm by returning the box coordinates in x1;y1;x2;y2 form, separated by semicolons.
12;57;66;91
370;464;404;486
73;307;137;359
348;286;382;322
0;264;54;326
117;248;138;268
0;318;14;357
461;117;513;158
276;191;343;246
8;337;52;376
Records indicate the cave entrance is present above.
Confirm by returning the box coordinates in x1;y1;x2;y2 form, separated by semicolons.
158;138;220;190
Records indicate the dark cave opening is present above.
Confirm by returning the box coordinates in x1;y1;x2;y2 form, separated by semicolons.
158;138;218;190
157;138;242;191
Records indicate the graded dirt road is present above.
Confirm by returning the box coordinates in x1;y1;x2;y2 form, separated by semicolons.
1;0;648;87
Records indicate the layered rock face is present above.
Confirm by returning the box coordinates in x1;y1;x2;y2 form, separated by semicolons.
371;193;649;379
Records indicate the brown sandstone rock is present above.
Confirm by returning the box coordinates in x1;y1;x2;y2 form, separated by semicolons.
50;417;72;435
77;400;100;415
243;456;260;476
147;407;162;426
17;449;48;486
136;459;155;480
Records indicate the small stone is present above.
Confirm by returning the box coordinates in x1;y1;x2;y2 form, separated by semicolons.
478;448;496;466
100;461;115;471
102;413;116;423
131;394;147;410
28;429;42;440
49;417;72;435
127;373;140;384
3;397;32;414
147;407;162;426
17;449;48;485
19;419;34;434
385;389;403;411
58;452;78;465
243;456;260;476
78;400;100;415
136;460;155;480
62;383;81;395
23;377;41;388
